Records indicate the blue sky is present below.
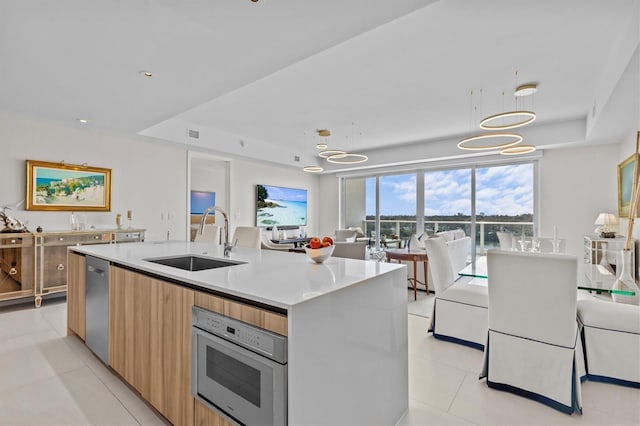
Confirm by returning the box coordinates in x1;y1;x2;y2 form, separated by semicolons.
366;164;533;216
263;185;307;202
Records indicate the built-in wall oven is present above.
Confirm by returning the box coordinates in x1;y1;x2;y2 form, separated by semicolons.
191;306;287;425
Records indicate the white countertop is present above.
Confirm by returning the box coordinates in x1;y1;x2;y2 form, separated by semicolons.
69;241;404;310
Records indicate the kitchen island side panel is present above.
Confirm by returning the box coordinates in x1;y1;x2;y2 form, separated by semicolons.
287;266;408;425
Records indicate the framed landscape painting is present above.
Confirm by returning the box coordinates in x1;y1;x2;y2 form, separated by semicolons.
618;153;637;218
26;160;112;211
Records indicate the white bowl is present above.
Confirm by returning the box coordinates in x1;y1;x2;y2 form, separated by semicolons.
304;244;335;263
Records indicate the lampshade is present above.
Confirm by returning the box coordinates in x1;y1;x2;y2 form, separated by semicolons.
594;213;618;226
594;213;618;238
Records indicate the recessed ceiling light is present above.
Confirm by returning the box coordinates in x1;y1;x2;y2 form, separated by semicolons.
77;118;88;124
139;70;153;77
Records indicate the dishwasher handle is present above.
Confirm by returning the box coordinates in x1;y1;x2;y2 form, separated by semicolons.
87;265;105;276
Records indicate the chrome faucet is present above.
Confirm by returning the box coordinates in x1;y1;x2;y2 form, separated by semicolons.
198;206;232;257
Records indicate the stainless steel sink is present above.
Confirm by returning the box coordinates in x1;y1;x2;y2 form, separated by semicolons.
144;255;246;271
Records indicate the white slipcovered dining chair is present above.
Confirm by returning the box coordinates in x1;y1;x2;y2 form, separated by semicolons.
424;237;488;349
496;231;513;250
332;242;368;260
231;226;261;249
577;298;640;387
481;250;583;415
194;224;221;244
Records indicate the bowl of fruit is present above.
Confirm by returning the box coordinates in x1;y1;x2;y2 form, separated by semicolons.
304;236;335;263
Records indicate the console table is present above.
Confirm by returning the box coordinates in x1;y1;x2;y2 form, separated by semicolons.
0;228;145;307
385;249;428;300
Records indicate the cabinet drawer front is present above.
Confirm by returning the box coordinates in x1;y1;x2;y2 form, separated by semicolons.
0;236;34;248
42;233;110;246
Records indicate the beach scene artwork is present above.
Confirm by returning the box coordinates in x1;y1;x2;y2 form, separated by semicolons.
26;160;111;211
256;184;307;227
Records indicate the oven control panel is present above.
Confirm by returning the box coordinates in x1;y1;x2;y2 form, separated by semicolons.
193;306;287;364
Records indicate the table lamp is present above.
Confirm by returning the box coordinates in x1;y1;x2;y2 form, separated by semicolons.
594;213;618;238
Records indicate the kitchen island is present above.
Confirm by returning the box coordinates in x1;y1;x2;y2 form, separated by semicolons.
67;241;408;426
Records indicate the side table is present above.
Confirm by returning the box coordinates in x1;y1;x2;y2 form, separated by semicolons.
385;249;428;300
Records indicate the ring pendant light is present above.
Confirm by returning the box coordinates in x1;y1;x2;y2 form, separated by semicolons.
318;149;346;159
457;133;523;151
500;144;537;155
326;153;369;164
479;110;536;130
303;165;324;172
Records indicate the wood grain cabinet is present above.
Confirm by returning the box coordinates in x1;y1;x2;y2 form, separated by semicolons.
0;233;34;303
107;267;289;426
66;252;86;339
109;266;195;426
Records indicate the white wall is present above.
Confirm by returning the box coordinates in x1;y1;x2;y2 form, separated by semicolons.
318;174;340;236
0;112;188;242
538;144;619;258
228;159;321;237
0;112;322;242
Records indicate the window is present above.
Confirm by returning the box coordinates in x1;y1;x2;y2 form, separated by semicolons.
475;163;534;251
342;160;536;258
379;174;416;242
424;168;471;236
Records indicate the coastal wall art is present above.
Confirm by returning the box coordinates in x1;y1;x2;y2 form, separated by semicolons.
25;160;112;211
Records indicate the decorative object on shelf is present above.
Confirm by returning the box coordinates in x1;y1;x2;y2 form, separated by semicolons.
615;131;640;304
127;210;133;228
116;213;122;229
0;206;29;233
25;160;112;211
594;212;618;238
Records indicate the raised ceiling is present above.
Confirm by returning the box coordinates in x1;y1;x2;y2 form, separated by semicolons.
1;0;638;172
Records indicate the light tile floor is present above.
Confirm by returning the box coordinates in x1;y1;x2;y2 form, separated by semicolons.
0;294;638;425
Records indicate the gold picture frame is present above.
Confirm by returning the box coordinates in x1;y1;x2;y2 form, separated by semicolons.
26;160;112;211
618;153;638;218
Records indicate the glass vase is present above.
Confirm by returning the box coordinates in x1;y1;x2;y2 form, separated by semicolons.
611;249;640;305
598;242;613;273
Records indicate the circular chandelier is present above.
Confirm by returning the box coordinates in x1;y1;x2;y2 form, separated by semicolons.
303;165;324;172
500;144;537;155
479;110;536;130
326;153;369;164
318;149;346;159
457;133;523;151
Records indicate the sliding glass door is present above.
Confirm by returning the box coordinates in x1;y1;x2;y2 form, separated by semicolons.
341;160;536;260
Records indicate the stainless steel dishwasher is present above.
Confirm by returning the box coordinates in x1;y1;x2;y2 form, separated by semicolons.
85;255;110;363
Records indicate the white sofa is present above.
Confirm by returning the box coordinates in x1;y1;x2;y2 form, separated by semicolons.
401;229;471;292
